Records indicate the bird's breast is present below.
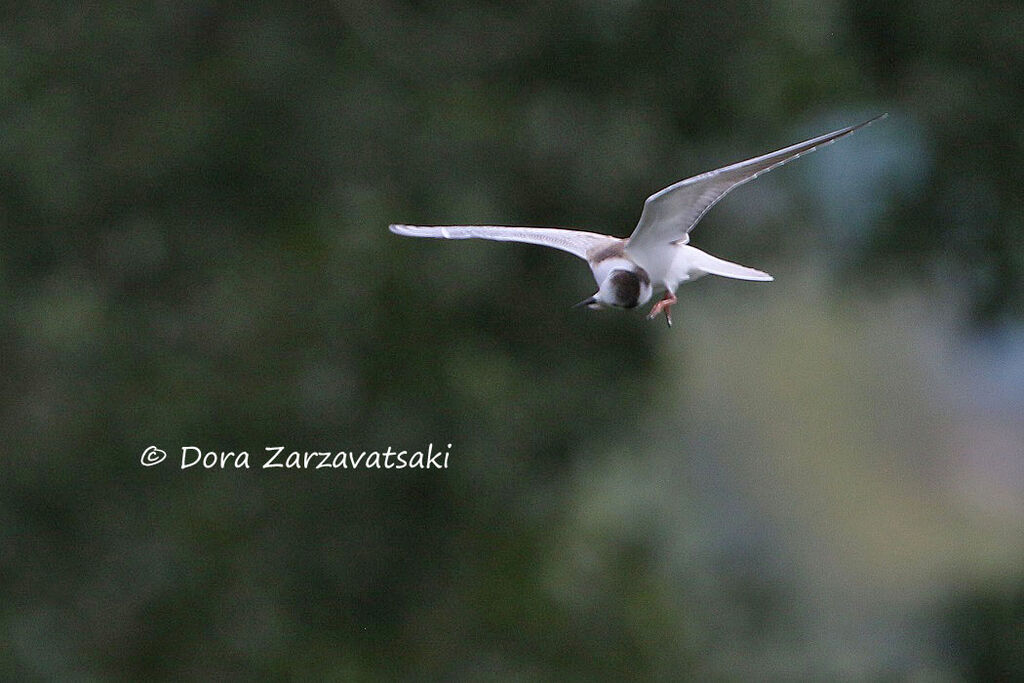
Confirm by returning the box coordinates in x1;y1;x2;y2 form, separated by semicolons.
624;241;686;288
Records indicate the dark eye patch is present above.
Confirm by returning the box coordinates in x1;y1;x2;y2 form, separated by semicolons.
609;270;641;308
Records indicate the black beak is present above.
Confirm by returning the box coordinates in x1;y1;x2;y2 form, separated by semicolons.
572;296;597;309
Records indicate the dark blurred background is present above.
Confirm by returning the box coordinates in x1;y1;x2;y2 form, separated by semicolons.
2;1;1022;679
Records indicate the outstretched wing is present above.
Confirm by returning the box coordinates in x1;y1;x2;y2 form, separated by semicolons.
389;224;619;262
626;114;886;259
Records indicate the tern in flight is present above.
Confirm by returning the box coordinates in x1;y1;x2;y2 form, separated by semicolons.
391;114;885;327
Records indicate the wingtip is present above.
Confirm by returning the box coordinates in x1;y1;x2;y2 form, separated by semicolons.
855;112;889;130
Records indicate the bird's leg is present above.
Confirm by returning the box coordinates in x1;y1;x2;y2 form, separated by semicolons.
646;291;677;327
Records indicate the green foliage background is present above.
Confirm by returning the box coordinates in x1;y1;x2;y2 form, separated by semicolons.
2;1;1022;678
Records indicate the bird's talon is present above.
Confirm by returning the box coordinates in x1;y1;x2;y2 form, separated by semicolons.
647;292;677;327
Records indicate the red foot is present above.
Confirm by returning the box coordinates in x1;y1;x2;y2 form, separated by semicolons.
647;291;677;327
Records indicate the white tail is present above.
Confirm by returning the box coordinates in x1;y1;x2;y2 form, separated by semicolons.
694;250;773;281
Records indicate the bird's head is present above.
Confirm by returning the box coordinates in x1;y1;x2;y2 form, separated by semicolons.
574;268;653;311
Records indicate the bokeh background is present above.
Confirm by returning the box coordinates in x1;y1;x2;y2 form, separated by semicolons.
3;1;1023;678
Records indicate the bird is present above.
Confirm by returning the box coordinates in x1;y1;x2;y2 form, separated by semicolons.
390;114;886;327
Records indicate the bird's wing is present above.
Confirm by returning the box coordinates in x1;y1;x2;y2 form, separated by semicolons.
389;224;620;262
625;114;886;261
